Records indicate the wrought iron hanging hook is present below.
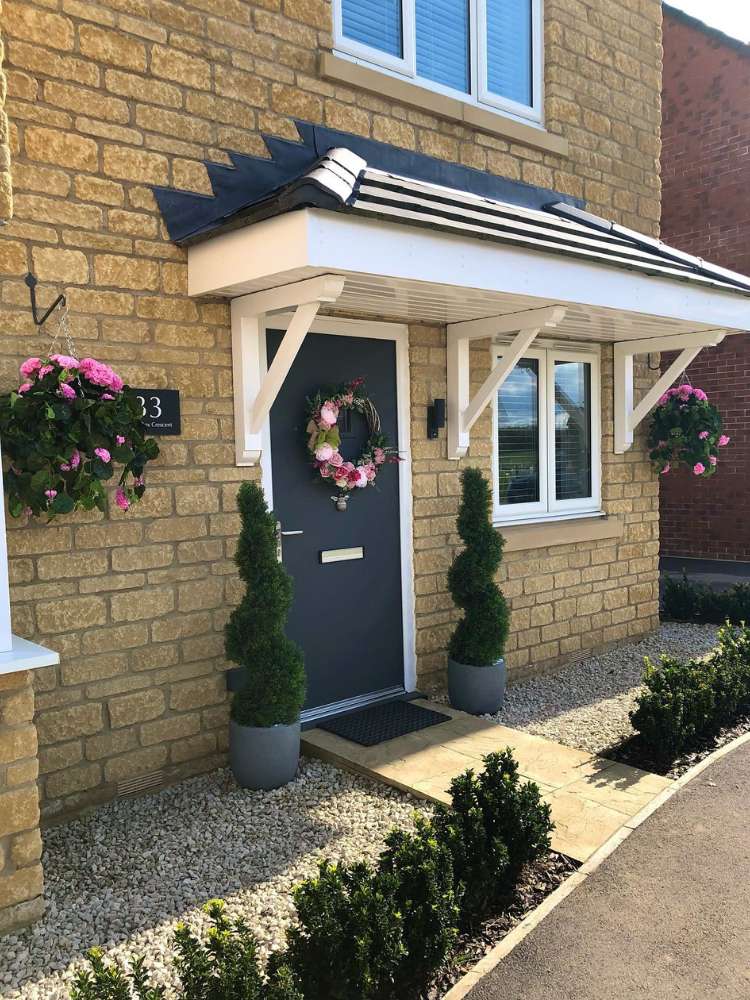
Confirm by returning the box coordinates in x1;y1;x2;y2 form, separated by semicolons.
24;272;66;328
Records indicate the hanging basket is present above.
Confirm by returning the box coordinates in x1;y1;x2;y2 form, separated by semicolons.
647;384;729;478
0;353;159;520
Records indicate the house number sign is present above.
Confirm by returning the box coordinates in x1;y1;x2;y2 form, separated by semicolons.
132;388;181;436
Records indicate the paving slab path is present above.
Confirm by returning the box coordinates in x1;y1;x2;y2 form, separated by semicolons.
467;738;750;1000
302;699;672;863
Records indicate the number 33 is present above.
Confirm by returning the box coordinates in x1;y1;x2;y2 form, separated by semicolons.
137;395;162;419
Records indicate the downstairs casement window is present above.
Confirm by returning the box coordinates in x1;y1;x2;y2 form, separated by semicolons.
492;345;602;523
334;0;543;123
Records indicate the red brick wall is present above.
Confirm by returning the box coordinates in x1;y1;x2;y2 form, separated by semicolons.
659;9;750;561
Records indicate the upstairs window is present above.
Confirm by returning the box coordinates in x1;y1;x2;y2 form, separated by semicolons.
493;345;601;522
335;0;543;123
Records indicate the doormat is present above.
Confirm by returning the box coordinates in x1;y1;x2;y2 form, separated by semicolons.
318;700;451;747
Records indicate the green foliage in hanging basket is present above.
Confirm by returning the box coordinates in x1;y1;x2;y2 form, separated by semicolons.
226;481;306;728
647;384;729;478
0;354;159;520
447;467;510;666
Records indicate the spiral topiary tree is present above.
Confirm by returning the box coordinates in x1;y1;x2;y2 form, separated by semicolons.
225;482;306;728
447;467;510;666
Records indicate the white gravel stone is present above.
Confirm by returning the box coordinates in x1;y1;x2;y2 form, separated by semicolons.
0;759;430;1000
492;623;719;754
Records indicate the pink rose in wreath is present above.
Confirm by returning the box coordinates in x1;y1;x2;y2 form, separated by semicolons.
373;447;386;465
329;451;344;467
315;443;334;463
320;402;339;426
319;465;332;477
352;467;369;488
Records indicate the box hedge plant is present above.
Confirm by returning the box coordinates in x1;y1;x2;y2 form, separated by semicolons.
630;623;750;764
68;748;556;1000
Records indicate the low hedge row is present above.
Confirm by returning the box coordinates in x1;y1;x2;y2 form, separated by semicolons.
662;574;750;625
71;750;553;1000
630;623;750;764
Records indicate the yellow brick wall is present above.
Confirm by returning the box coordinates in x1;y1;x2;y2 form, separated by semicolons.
0;670;44;932
0;0;662;820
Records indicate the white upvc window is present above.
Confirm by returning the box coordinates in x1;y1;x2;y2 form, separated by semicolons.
491;343;601;524
333;0;544;125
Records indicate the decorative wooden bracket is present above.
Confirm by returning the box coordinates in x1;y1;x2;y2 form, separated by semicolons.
231;274;345;465
446;305;567;459
613;329;726;453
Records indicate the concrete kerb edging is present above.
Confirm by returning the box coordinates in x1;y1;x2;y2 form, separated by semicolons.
442;729;750;1000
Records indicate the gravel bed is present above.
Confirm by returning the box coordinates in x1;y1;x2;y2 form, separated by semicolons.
492;622;720;755
0;759;430;1000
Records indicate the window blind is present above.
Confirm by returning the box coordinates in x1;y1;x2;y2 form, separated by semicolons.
485;0;532;107
416;0;470;93
342;0;403;57
554;361;592;502
497;358;540;505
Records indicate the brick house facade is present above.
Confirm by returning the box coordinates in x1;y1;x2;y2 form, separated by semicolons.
660;5;750;561
0;0;684;932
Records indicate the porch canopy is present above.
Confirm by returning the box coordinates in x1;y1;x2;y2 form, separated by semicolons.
159;142;750;465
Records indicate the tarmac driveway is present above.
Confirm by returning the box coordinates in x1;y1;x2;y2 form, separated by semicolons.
468;739;750;1000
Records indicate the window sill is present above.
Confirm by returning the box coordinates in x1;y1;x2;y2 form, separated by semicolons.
320;52;569;158
496;513;623;552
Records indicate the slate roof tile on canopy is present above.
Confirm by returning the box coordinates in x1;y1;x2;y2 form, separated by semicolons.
154;124;750;299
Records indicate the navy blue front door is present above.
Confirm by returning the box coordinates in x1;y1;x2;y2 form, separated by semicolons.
267;329;405;713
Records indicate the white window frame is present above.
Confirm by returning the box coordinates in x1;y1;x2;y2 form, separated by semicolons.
492;341;601;525
333;0;544;125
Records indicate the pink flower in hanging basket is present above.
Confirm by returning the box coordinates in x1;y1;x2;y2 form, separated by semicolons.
677;384;693;400
709;456;717;466
19;358;42;378
44;489;57;501
115;488;130;511
693;462;706;475
660;463;671;475
38;365;54;378
17;382;32;394
693;388;708;401
58;382;76;401
49;354;79;370
698;431;709;440
94;447;111;463
719;435;731;446
116;435;126;445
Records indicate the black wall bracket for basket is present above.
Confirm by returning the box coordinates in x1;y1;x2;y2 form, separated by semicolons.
24;272;66;328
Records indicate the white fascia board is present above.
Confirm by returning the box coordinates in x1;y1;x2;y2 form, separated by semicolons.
188;212;316;297
304;211;750;333
188;209;750;333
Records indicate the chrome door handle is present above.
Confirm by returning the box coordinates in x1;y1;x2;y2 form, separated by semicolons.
280;530;304;535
